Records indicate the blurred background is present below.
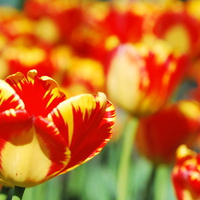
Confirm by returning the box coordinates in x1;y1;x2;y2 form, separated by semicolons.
0;0;200;200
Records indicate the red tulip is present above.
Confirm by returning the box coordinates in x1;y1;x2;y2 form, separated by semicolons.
136;100;200;164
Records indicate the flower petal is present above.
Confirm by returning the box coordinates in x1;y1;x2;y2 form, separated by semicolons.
33;116;71;179
0;112;70;187
172;145;200;200
5;69;66;117
48;92;116;173
0;79;24;112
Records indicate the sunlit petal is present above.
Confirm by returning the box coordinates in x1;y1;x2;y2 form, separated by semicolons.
48;92;116;173
33;116;71;179
0;80;24;112
5;69;66;116
0;114;70;187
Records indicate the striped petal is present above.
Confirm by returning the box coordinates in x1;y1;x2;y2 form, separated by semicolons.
47;92;116;173
172;145;200;200
0;112;70;187
0;79;24;112
5;69;66;117
33;116;70;179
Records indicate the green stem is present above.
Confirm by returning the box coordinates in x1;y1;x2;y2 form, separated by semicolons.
0;187;11;200
154;165;173;200
117;116;139;200
11;186;25;200
142;165;157;200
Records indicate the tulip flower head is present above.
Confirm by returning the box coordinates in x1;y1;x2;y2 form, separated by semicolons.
0;7;34;41
136;100;200;164
152;6;200;56
0;69;116;188
172;145;200;200
106;41;189;117
62;57;105;97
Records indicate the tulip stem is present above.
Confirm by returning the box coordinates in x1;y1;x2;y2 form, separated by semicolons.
142;164;157;200
117;115;139;200
12;186;25;200
0;187;11;200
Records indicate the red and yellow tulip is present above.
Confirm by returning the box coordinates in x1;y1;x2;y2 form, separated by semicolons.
0;69;116;188
0;6;34;42
1;43;73;80
152;3;200;56
24;0;83;46
172;145;200;200
96;1;145;44
106;41;189;117
61;57;105;97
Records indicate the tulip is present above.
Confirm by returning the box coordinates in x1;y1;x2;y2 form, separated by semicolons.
135;100;200;164
62;57;105;97
76;1;145;60
172;145;200;200
106;41;189;117
2;45;53;77
2;43;73;80
0;7;34;41
24;0;82;45
152;4;200;56
97;1;145;44
0;69;116;188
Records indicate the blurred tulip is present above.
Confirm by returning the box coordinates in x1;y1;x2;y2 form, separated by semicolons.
32;17;60;47
136;100;200;164
96;1;145;44
172;145;200;200
152;3;200;56
1;43;75;81
0;69;116;187
24;0;82;45
2;44;55;77
106;41;189;116
71;1;146;60
0;5;61;50
62;57;105;97
39;0;145;61
0;6;35;43
24;0;108;60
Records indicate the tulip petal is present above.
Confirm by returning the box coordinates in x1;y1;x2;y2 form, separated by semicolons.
172;145;200;200
5;69;66;117
48;92;116;173
33;116;71;179
0;112;33;187
0;112;70;187
0;127;52;187
0;80;24;112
